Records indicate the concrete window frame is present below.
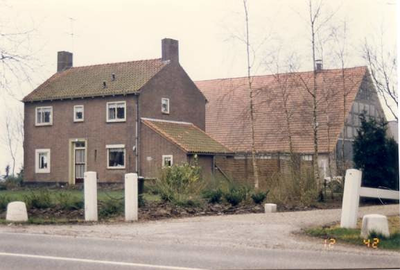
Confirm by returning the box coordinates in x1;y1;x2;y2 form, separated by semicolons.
106;144;126;169
73;105;84;122
35;106;53;126
162;155;173;167
106;101;126;123
161;98;170;114
35;149;51;173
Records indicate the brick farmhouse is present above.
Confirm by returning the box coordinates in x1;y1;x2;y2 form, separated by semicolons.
195;66;386;186
23;39;231;184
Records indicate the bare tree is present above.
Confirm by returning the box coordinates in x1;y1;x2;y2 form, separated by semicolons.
0;4;37;174
297;0;337;190
243;0;260;189
2;113;21;176
363;35;398;121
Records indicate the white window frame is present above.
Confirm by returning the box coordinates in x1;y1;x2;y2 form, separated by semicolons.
302;155;313;161
106;144;126;169
35;106;53;126
35;149;51;173
162;155;173;167
161;98;170;114
73;105;84;122
106;101;126;122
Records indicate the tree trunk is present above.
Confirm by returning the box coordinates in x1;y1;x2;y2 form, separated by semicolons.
243;0;260;189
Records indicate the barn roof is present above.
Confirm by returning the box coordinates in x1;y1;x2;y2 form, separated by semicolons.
196;66;368;154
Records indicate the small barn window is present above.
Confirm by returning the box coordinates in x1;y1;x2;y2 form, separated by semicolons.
35;149;51;173
74;105;84;122
35;106;53;126
161;98;170;114
162;155;173;167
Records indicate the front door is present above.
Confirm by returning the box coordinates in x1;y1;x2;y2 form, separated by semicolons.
74;141;86;183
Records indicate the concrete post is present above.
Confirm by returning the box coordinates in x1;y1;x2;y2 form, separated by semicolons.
340;169;362;228
84;171;98;221
6;201;28;222
125;173;138;221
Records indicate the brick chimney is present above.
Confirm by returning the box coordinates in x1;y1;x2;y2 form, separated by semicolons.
57;51;73;72
162;38;179;63
315;59;323;71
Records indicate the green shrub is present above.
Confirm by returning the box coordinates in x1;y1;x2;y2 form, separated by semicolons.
24;190;53;209
251;191;269;204
224;187;246;206
55;192;83;210
3;175;23;189
99;198;123;218
175;198;201;208
138;194;146;208
0;196;12;212
155;162;204;205
202;189;223;204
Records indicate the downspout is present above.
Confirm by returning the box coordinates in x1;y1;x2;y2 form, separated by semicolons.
135;94;140;175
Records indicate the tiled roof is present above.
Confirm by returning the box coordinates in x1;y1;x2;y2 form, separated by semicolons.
142;118;232;154
195;66;368;154
23;59;168;102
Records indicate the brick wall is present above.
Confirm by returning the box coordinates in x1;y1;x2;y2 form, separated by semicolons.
140;124;188;178
24;95;137;183
215;155;313;189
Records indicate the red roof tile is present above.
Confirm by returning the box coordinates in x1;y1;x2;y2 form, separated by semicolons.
196;67;368;154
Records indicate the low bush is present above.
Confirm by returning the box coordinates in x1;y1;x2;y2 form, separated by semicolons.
0;195;12;211
2;175;23;190
224;187;246;206
175;198;201;208
55;192;83;210
202;189;223;204
251;191;269;204
99;198;123;218
24;190;53;209
155;161;204;205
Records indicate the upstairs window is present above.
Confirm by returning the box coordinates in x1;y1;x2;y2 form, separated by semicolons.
74;105;84;122
161;98;170;114
106;145;125;169
35;149;50;173
107;101;126;122
35;106;53;126
162;155;173;167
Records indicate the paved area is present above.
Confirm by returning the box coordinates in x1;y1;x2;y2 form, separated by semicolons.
0;205;399;269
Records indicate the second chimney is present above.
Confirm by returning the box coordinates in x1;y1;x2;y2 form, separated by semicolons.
315;59;323;71
57;51;73;72
162;38;179;63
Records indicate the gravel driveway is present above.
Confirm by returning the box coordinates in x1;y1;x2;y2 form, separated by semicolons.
1;204;398;255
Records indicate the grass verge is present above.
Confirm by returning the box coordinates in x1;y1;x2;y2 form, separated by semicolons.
305;216;400;250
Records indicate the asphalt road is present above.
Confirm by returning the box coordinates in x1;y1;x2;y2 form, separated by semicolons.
0;231;399;270
0;205;399;269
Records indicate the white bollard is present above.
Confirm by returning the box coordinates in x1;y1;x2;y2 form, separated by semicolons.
6;201;28;222
125;173;138;221
340;169;362;228
361;214;390;239
264;203;277;213
84;171;98;221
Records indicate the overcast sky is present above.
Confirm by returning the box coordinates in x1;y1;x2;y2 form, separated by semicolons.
0;0;397;175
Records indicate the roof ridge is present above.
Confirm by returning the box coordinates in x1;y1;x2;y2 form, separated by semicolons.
195;66;367;83
66;58;165;71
